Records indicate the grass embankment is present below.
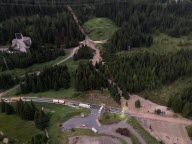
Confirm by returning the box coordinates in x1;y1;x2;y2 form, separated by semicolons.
99;112;126;125
186;126;192;139
0;49;71;77
128;117;160;144
83;18;118;40
0;113;42;143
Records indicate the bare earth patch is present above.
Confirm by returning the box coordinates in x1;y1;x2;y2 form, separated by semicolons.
69;136;120;144
122;95;192;144
74;90;121;108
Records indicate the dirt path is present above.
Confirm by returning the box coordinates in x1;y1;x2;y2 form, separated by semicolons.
56;46;79;65
67;6;102;65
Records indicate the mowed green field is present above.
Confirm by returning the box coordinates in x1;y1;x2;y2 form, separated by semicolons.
83;18;118;40
0;113;42;143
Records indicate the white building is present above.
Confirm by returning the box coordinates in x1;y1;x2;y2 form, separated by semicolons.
12;33;32;53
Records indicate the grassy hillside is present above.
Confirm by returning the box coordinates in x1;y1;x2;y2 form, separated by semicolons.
117;33;192;56
0;113;42;143
83;18;118;40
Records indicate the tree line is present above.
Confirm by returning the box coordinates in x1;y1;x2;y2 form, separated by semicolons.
73;44;95;61
108;49;192;93
0;44;65;71
20;65;71;93
75;62;108;91
168;85;192;118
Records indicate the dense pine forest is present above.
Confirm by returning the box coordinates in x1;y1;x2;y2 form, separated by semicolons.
20;65;70;93
73;45;95;61
109;50;192;93
75;62;108;91
0;11;84;46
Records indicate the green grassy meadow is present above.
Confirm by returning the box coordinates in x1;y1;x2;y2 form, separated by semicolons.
83;17;118;40
0;113;42;143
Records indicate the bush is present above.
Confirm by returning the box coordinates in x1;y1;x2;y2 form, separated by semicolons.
154;109;161;115
116;128;130;137
135;99;141;108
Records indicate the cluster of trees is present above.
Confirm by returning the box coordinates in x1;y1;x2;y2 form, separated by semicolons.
0;45;65;71
109;50;192;93
105;22;153;53
16;100;37;120
168;85;192;118
73;45;95;61
0;73;17;90
75;62;108;91
20;65;71;93
108;83;121;104
0;101;15;115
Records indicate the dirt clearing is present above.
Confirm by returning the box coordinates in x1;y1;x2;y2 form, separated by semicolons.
122;95;192;144
69;136;121;144
138;117;192;144
73;90;121;108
